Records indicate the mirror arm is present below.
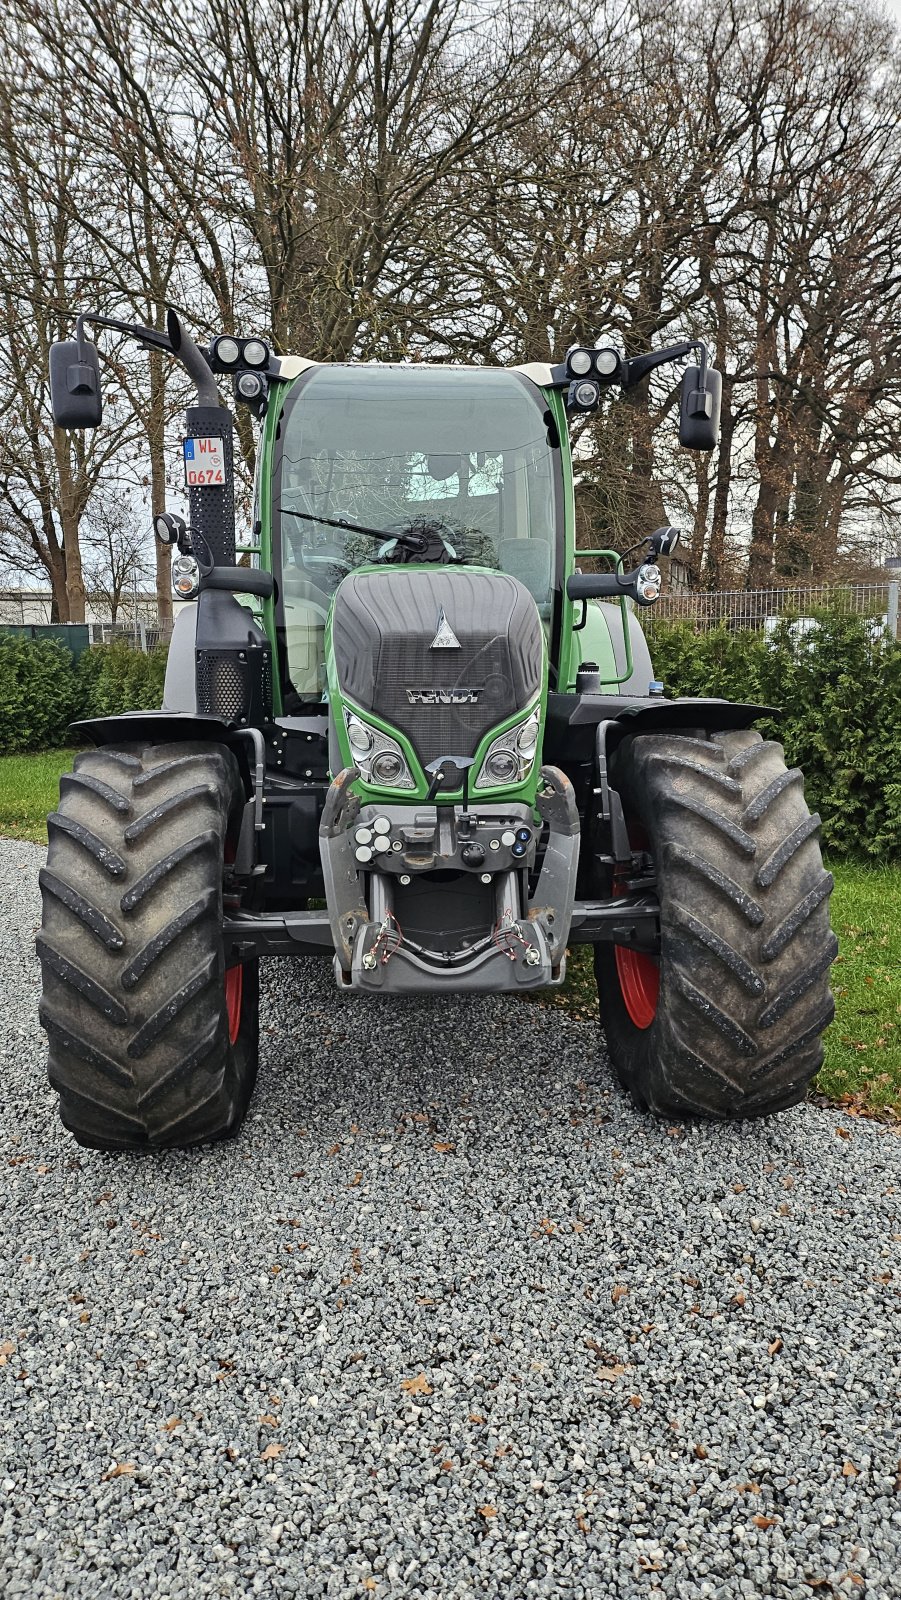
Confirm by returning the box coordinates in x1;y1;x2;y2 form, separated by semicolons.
74;309;220;407
76;311;174;358
623;340;709;388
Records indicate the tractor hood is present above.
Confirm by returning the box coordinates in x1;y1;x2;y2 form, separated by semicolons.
328;566;544;778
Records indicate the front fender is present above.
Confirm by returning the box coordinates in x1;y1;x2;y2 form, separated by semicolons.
68;711;232;747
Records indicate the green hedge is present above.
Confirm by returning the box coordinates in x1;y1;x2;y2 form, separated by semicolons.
646;612;901;860
3;614;899;859
0;635;168;756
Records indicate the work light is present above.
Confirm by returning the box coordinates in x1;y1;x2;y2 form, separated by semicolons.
242;339;268;367
567;378;601;412
211;336;240;368
594;347;620;377
153;511;186;545
567;348;594;377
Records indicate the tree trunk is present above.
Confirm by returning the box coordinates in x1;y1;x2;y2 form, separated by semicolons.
706;373;734;590
147;351;171;625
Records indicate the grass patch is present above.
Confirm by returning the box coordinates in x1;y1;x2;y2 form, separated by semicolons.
0;748;78;842
1;748;898;1111
540;859;901;1115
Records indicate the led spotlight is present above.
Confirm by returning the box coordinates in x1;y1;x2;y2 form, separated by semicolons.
568;378;601;412
594;347;620;377
567;348;593;377
210;335;240;368
241;339;269;368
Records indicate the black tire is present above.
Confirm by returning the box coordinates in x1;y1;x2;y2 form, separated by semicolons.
37;741;259;1151
594;729;837;1119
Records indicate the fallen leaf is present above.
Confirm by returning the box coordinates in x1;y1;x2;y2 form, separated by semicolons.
597;1364;627;1381
433;1141;455;1153
348;1171;363;1187
753;1514;777;1529
836;1127;851;1139
478;1504;497;1519
576;1513;589;1532
326;1143;341;1157
734;1482;761;1494
733;1292;746;1307
611;1284;629;1304
363;1582;377;1593
768;1337;783;1356
161;1417;182;1433
258;1414;278;1427
694;1444;709;1460
842;1461;859;1478
468;1413;486;1424
440;1459;453;1471
0;1341;15;1365
101;1462;135;1480
401;1373;433;1396
628;1395;642;1408
260;1442;283;1460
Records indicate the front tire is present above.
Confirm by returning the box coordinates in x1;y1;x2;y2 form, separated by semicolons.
37;741;259;1151
594;730;837;1119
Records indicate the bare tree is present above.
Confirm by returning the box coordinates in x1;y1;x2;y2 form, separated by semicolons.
82;487;154;624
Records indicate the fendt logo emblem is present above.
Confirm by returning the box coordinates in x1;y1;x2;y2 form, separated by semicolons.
430;607;461;650
406;688;481;705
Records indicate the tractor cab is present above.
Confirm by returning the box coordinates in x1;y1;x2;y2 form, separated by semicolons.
271;364;560;704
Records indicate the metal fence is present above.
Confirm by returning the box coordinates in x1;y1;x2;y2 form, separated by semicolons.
88;622;174;651
0;593;172;650
653;581;899;640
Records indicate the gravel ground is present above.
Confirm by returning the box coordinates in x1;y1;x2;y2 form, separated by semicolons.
1;834;900;1600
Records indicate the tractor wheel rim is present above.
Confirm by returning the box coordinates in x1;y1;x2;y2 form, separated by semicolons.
224;965;243;1046
614;945;660;1030
613;818;660;1030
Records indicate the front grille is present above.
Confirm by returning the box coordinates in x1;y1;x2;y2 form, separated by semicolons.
331;568;544;765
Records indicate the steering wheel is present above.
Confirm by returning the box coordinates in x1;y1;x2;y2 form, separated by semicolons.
375;529;460;564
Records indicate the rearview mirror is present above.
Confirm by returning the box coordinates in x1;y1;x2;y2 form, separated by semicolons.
48;338;103;429
679;365;721;451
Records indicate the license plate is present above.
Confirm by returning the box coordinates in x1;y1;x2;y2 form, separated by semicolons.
183;436;226;486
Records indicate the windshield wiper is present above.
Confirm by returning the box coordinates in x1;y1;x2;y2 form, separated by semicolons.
280;507;428;555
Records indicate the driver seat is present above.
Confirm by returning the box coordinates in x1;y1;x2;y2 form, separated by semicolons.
281;565;332;697
498;538;552;618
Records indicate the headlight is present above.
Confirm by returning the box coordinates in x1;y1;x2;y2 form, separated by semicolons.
516;718;539;758
485;749;518;783
371;750;404;784
475;707;541;790
347;716;374;755
343;710;415;789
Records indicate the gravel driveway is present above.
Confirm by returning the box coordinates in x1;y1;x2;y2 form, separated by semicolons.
1;835;899;1600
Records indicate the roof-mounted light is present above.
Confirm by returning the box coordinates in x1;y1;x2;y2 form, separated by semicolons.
567;378;602;412
567;348;594;378
241;339;268;368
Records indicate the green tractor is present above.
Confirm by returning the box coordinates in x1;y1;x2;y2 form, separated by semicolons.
38;311;837;1150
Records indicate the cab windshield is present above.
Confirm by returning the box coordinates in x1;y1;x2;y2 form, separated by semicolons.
274;365;559;699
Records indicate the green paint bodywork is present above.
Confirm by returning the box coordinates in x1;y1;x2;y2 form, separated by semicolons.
249;367;646;800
